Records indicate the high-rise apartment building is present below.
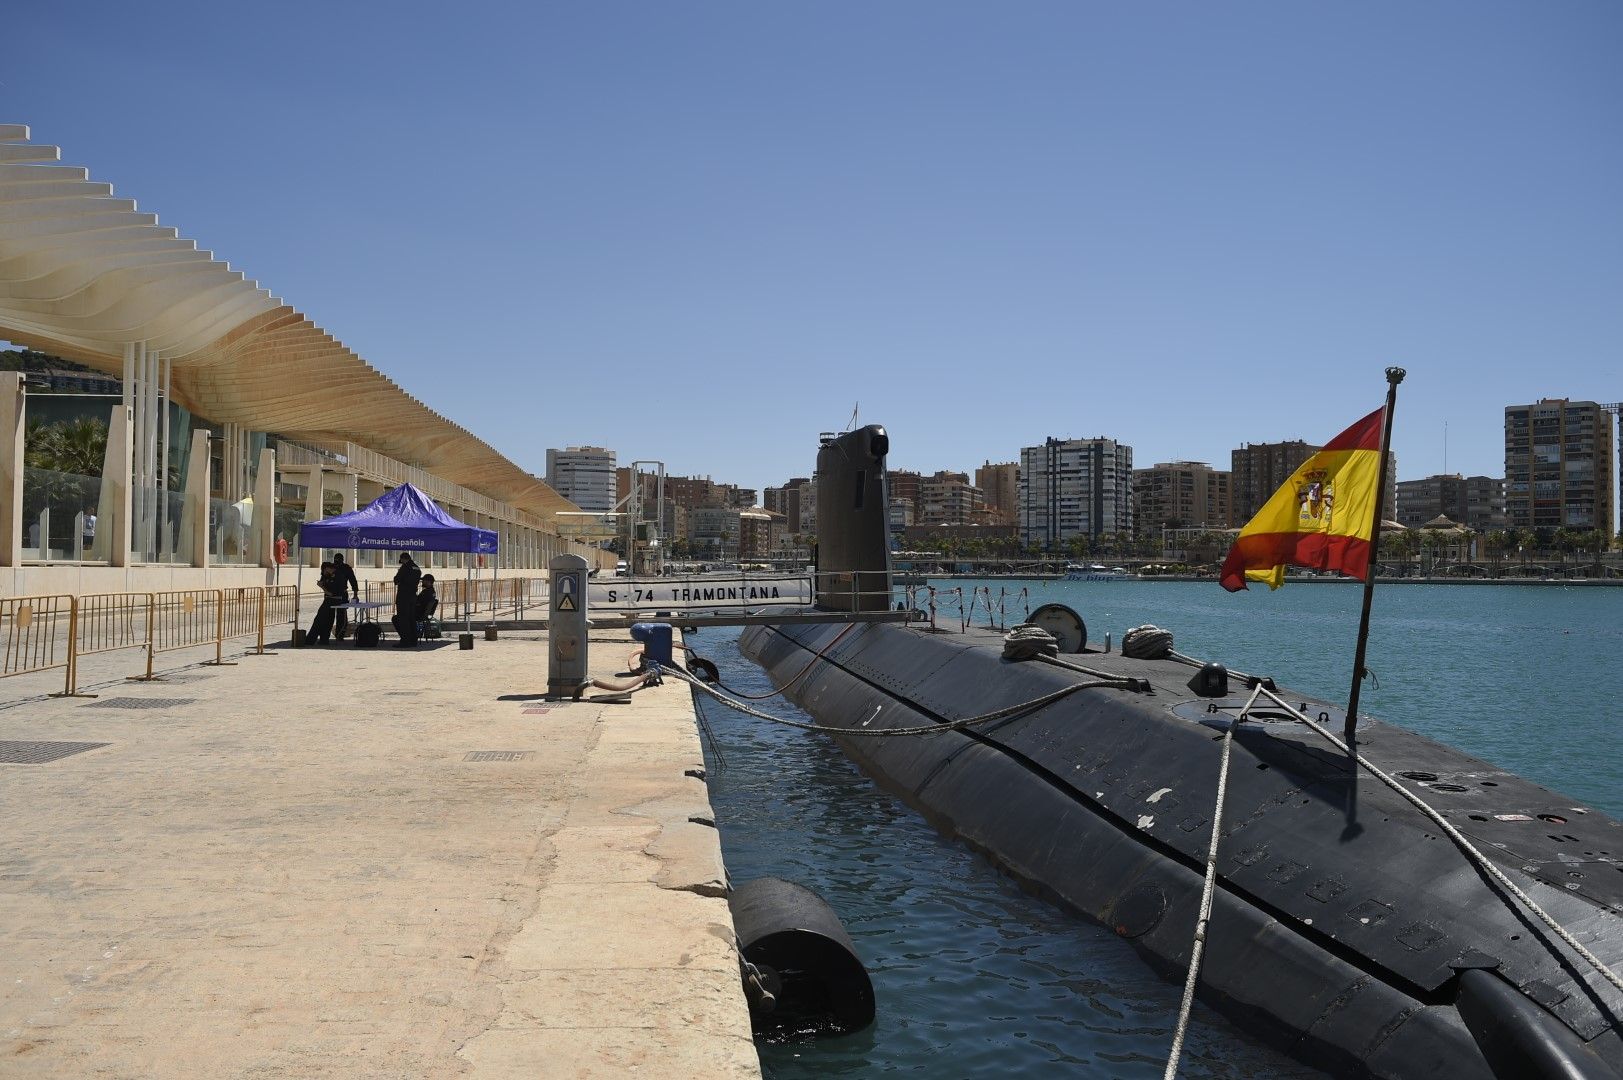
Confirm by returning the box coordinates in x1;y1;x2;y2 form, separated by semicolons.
888;470;922;528
1018;437;1133;550
763;477;810;534
918;471;981;526
1230;441;1316;525
545;446;616;512
1231;437;1395;526
798;479;818;539
1395;474;1506;532
663;475;721;509
1132;462;1231;535
1504;399;1615;533
975;461;1019;525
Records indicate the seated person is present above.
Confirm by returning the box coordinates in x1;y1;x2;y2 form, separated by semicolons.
416;574;439;631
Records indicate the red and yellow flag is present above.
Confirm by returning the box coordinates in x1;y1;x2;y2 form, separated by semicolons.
1220;407;1385;592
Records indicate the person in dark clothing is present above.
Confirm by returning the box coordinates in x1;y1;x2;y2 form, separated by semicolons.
416;575;438;622
309;561;344;644
331;552;361;640
415;575;439;638
391;552;422;647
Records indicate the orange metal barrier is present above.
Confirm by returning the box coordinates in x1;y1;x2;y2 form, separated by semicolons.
0;586;303;697
0;593;74;695
68;591;154;696
131;589;228;680
261;586;297;654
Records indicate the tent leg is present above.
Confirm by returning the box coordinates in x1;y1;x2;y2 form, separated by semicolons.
465;563;472;633
295;560;304;636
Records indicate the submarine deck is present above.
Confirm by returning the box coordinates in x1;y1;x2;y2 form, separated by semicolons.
742;616;1623;1076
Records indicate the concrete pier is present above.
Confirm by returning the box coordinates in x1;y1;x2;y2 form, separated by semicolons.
0;630;759;1078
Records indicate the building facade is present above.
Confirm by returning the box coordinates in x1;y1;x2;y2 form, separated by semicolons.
918;470;981;527
737;509;779;561
888;470;922;528
1132;461;1231;536
1504;399;1615;534
545;446;616;513
1231;441;1317;525
975;461;1019;525
1395;474;1506;532
762;477;809;535
1018;437;1133;550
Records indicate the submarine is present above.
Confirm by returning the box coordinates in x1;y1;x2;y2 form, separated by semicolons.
734;425;1623;1080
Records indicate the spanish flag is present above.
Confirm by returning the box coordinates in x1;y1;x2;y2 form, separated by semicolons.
1220;407;1385;592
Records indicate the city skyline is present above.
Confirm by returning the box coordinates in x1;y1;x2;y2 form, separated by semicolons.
9;4;1618;500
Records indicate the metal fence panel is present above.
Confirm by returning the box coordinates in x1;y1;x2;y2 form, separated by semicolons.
0;594;73;692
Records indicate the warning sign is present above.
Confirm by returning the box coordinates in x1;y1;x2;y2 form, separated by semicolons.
556;575;578;612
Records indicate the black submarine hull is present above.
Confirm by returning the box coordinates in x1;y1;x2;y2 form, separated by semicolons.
735;426;1623;1080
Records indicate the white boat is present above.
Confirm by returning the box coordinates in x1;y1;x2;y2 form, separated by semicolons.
1063;563;1129;581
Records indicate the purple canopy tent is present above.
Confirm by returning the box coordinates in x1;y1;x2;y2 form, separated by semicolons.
295;483;499;636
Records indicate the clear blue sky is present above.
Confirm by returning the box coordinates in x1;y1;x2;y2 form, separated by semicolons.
9;2;1621;500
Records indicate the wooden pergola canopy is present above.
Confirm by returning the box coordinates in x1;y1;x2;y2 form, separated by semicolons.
0;125;577;523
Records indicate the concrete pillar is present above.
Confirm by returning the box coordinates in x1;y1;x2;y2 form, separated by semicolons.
358;479;386;568
180;429;210;568
159;354;171;560
143;347;159;557
0;373;23;568
99;403;134;568
303;465;325;567
131;342;146;556
253;447;276;568
340;470;358;569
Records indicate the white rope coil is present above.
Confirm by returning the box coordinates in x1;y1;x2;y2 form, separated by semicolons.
1122;624;1175;659
1002;624;1059;661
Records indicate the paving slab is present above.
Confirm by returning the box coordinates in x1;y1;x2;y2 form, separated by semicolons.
0;630;759;1078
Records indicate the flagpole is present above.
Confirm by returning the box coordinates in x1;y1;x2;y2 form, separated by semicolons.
1344;367;1405;744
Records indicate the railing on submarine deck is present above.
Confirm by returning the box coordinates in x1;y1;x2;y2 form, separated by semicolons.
896;582;1035;633
327;572;1043;632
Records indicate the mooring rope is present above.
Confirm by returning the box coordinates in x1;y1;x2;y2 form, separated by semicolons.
667;663;1125;738
1163;682;1263;1079
1122;624;1175;660
1002;623;1058;660
715;622;860;702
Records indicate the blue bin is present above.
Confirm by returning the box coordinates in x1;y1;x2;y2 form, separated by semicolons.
630;622;674;667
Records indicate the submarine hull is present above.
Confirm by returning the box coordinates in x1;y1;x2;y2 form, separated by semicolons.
736;424;1623;1079
738;617;1623;1079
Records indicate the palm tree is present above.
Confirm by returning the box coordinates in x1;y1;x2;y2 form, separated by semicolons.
43;417;107;477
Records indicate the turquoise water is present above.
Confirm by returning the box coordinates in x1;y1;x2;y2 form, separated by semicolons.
692;581;1623;1078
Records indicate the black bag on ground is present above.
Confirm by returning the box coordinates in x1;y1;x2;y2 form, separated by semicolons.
355;622;382;648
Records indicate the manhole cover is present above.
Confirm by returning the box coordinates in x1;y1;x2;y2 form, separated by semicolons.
0;741;111;764
161;671;217;683
81;697;195;710
464;751;535;762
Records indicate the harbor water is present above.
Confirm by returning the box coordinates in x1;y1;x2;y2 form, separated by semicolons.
691;579;1623;1079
